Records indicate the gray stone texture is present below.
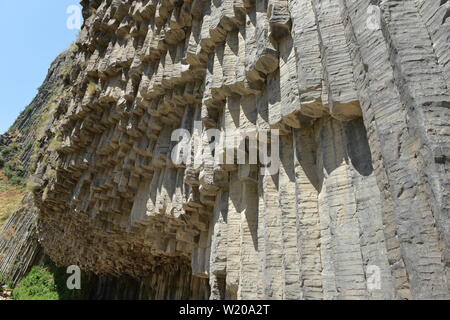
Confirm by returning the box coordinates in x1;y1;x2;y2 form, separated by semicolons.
12;0;449;300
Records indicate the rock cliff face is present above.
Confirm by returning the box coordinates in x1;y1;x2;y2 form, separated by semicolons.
0;51;74;285
3;52;73;171
27;0;449;300
0;196;41;286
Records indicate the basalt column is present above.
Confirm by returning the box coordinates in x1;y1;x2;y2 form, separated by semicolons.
30;0;449;300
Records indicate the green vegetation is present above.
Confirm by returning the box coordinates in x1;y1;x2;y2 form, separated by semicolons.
26;180;42;193
63;63;73;78
36;101;60;138
9;105;34;134
2;160;25;185
0;141;26;186
0;273;14;290
1;143;19;158
0;170;25;227
13;266;59;300
70;43;79;52
0;273;6;286
87;81;98;97
63;45;77;78
13;261;86;300
48;137;63;152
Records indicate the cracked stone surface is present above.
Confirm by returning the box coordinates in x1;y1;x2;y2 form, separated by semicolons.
8;0;448;300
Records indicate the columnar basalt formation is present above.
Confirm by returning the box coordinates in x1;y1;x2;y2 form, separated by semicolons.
4;52;73;171
0;197;42;286
0;52;73;285
32;0;449;300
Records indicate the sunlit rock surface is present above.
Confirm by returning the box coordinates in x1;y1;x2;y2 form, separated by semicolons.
28;0;449;300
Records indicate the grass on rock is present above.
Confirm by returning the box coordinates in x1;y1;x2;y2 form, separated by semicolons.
0;170;25;227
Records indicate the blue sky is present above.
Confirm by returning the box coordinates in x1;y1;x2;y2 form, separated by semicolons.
0;1;82;134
